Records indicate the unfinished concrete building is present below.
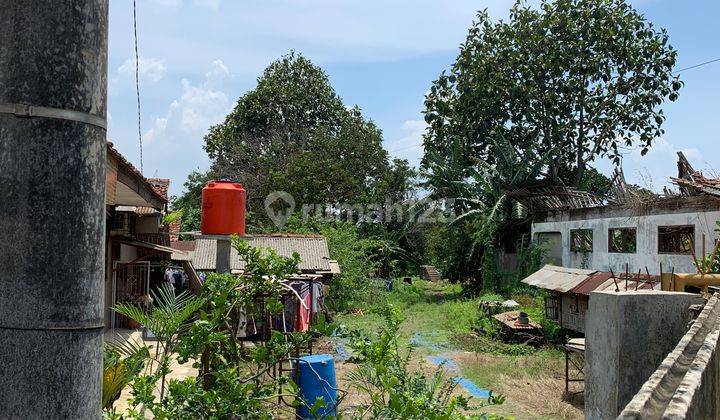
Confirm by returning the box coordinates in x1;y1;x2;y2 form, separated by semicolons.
525;153;720;276
532;195;720;275
584;290;705;419
619;293;720;419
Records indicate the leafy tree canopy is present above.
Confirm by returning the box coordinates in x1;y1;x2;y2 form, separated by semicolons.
201;52;412;216
423;0;682;188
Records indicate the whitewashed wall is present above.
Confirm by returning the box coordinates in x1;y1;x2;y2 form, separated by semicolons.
532;210;720;274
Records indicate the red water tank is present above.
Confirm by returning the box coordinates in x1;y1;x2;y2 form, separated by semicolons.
200;181;246;236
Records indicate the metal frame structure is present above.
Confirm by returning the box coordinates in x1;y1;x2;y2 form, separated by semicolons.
563;338;585;395
111;260;150;330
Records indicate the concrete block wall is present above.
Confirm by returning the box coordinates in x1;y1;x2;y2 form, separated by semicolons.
619;294;720;419
585;290;703;420
532;210;720;275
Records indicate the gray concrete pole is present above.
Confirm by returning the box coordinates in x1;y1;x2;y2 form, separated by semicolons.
0;1;108;418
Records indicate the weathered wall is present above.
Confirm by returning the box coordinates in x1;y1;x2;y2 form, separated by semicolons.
585;290;703;420
119;243;139;262
533;210;720;274
560;293;588;333
619;293;720;419
135;214;161;234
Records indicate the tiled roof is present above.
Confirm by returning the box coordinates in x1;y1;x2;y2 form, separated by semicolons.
106;141;168;204
148;178;170;200
671;151;720;197
168;218;181;242
171;241;197;252
192;235;332;272
135;206;161;216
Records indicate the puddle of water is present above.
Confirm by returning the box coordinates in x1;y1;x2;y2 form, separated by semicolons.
426;354;460;373
334;339;349;361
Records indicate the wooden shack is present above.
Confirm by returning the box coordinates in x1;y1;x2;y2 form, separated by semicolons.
522;265;658;334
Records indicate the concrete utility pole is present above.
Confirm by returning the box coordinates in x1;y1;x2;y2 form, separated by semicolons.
0;1;108;417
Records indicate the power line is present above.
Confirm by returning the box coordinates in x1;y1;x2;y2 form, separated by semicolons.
674;57;720;74
133;0;143;175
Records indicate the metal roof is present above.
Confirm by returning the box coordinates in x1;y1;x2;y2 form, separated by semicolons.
114;236;176;255
574;274;659;295
192;235;331;272
569;272;614;295
525;266;661;295
521;265;596;293
327;260;341;275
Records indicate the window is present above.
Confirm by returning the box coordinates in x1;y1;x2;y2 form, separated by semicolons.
608;227;637;253
658;225;695;254
545;294;560;321
569;294;580;314
570;229;593;252
113;211;130;231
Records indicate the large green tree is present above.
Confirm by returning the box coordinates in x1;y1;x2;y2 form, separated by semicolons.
423;0;682;188
203;52;403;215
420;0;682;289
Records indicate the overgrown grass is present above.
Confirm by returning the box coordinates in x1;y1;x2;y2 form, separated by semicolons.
334;279;582;420
458;348;564;389
335;279;564;356
336;279;477;350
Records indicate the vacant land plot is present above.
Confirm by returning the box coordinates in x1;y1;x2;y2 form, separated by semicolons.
332;280;583;419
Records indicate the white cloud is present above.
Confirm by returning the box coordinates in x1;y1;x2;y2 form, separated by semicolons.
203;59;230;89
112;58;167;92
134;60;233;196
144;59;231;142
120;58;167;83
385;119;427;166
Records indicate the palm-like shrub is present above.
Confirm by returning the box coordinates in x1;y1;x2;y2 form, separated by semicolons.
112;283;206;401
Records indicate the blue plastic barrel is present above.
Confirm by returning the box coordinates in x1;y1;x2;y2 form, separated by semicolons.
297;354;337;419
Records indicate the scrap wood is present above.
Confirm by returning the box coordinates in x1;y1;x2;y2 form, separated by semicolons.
670;151;720;197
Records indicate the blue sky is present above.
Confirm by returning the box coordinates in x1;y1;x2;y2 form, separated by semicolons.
107;0;720;197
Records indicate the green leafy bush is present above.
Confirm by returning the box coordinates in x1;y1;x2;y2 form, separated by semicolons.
341;305;505;419
105;237;318;419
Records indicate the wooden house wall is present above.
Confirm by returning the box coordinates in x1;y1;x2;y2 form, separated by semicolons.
560;293;589;333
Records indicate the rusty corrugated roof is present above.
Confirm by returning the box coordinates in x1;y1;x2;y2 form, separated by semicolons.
570;272;614;295
571;272;660;295
521;265;596;293
192;235;331;272
588;275;659;294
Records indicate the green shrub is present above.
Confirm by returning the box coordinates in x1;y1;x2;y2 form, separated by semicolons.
478;293;505;303
342;305;505;419
106;237;319;419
